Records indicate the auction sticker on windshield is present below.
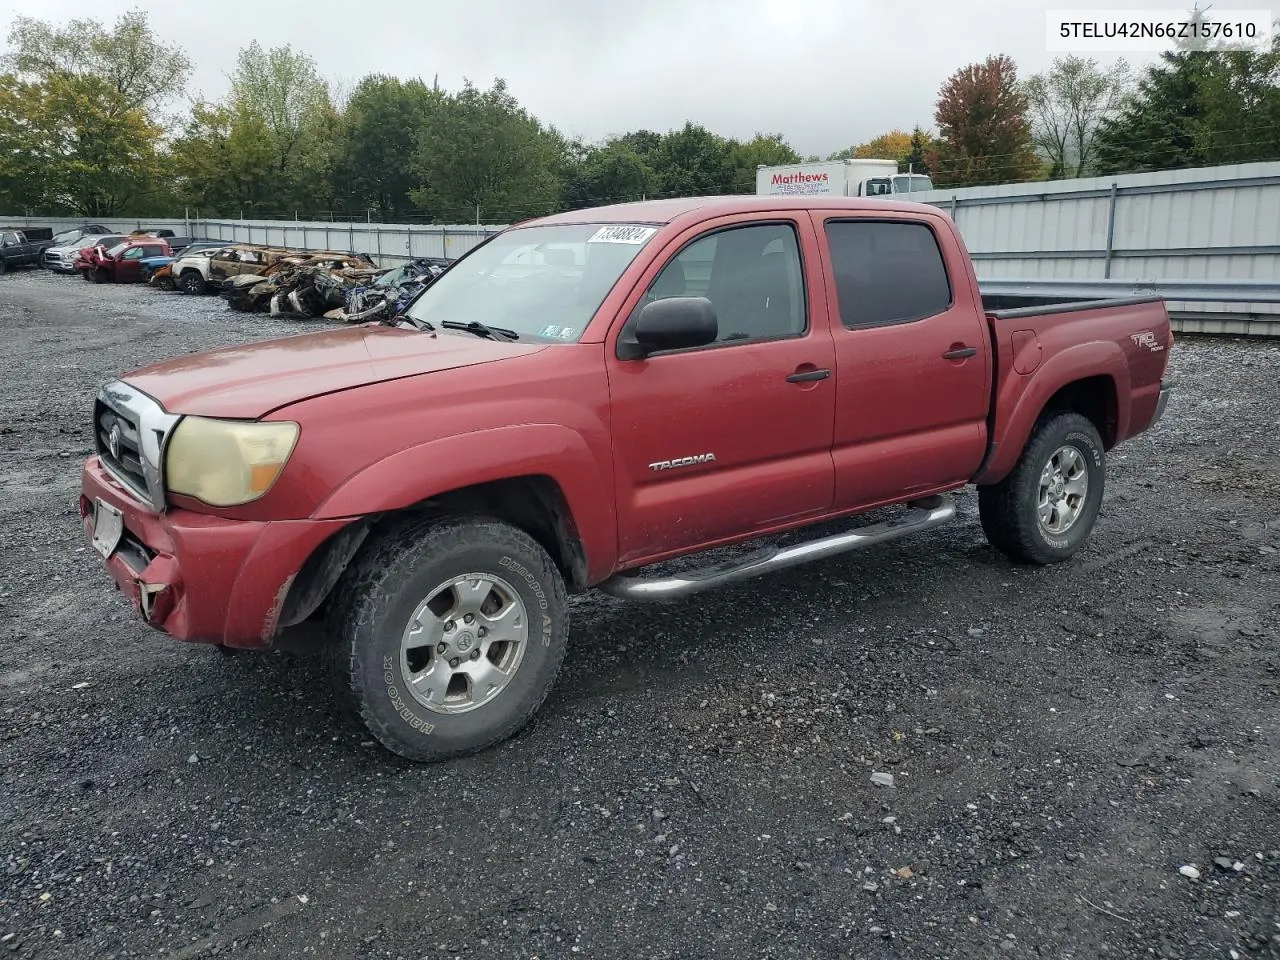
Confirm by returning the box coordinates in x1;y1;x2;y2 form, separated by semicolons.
587;225;657;244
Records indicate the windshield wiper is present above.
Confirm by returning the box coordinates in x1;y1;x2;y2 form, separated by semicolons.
440;320;520;342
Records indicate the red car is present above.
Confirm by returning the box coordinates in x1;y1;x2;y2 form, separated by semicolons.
80;194;1173;762
76;239;172;283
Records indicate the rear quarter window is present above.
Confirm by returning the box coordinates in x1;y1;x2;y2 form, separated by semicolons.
824;220;953;329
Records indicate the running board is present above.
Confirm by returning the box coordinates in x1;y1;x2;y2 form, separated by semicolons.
597;495;956;601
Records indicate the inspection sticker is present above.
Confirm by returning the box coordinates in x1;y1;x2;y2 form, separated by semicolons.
587;225;657;244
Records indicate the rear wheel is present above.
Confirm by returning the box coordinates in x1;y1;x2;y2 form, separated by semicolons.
154;275;175;291
325;515;569;762
978;412;1106;565
0;258;7;275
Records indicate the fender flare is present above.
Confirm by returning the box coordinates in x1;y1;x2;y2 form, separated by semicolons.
976;340;1129;485
310;423;618;581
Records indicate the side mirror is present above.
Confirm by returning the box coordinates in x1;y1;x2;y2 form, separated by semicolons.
619;297;718;360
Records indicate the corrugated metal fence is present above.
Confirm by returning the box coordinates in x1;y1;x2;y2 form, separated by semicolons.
1;214;502;263
906;160;1280;335
6;160;1279;334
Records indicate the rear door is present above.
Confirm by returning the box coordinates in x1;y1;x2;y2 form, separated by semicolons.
811;211;991;510
605;214;837;565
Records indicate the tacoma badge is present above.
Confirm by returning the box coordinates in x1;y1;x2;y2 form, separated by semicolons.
649;453;717;471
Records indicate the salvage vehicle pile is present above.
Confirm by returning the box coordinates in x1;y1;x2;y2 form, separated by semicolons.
21;232;454;322
167;242;452;321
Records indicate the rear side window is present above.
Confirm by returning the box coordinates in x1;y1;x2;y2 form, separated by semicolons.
824;220;952;329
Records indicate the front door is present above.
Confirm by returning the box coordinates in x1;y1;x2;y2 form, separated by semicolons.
606;216;837;566
115;247;145;282
812;212;992;510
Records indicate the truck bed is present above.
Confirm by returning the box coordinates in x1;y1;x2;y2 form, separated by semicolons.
974;294;1172;485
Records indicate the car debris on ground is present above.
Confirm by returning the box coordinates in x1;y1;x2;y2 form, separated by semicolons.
332;257;453;322
217;253;451;321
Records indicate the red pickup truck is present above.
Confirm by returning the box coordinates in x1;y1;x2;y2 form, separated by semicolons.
76;239;172;283
79;196;1172;762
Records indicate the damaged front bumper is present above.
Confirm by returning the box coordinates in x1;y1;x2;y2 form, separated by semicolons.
79;456;353;649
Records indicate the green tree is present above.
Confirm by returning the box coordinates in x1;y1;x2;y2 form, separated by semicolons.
1024;56;1132;178
167;102;277;215
331;75;441;218
562;138;659;208
652;122;735;197
410;78;563;222
729;133;800;192
3;11;190;112
905;126;937;175
1191;32;1280;166
928;54;1040;187
228;41;333;212
1091;51;1209;174
0;12;187;214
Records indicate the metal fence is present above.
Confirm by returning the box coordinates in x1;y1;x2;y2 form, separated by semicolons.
0;215;503;264
907;160;1280;335
5;160;1280;335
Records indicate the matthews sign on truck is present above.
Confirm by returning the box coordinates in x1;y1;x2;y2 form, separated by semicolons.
756;159;934;198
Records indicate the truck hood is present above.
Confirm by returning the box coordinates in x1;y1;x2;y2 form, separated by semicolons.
122;325;548;419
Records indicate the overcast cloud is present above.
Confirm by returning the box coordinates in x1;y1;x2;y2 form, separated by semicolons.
0;0;1205;157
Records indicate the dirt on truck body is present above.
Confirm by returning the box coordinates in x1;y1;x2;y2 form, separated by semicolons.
80;194;1172;763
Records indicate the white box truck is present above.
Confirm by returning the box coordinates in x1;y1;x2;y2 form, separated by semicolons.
755;159;934;198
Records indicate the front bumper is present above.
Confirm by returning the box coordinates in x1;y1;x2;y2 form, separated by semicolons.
79;456;353;649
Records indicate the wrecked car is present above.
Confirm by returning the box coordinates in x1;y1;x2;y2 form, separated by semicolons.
220;253;380;317
337;257;453;322
76;239;172;283
44;234;129;273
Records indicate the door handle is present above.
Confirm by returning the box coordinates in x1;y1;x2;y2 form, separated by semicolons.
942;346;977;360
786;368;831;383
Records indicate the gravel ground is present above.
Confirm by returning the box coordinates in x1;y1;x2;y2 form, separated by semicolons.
1;269;1278;960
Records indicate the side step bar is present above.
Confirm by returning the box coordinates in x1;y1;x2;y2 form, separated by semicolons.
597;495;956;601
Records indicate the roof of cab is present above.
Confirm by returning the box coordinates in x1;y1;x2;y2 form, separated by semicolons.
527;194;945;227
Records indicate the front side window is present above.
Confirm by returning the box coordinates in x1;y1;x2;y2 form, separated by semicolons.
824;220;952;329
637;222;806;345
121;247;144;260
404;222;659;342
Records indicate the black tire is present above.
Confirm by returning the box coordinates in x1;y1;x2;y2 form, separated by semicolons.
0;258;7;275
978;411;1106;565
178;270;205;295
92;268;109;284
325;515;569;762
154;276;175;291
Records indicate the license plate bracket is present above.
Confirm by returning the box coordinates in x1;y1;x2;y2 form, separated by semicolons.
91;498;124;559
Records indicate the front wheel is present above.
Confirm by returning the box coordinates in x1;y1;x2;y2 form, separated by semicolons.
978;412;1106;565
325;516;569;762
178;271;205;295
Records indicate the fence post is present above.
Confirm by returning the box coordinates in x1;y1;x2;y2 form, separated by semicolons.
1103;182;1118;279
950;195;958;219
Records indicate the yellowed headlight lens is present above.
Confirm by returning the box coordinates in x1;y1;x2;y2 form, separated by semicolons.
166;417;299;507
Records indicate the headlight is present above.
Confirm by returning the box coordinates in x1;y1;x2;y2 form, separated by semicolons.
165;417;299;507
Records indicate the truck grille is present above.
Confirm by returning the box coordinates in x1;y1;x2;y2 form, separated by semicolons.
93;381;180;512
96;402;149;500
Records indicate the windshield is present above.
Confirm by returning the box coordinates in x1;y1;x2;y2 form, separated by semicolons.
403;222;660;342
68;235;101;250
892;174;935;193
53;230;81;245
104;241;130;257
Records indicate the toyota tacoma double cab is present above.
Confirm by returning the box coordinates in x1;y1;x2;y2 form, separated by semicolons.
80;195;1173;762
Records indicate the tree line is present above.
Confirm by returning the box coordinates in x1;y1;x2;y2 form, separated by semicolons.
1;11;1278;223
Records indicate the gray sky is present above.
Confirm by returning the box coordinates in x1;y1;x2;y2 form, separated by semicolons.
0;0;1202;157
